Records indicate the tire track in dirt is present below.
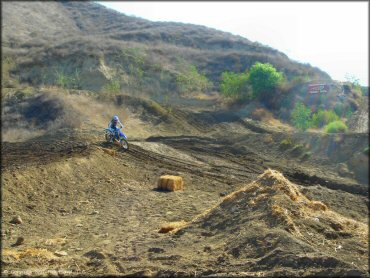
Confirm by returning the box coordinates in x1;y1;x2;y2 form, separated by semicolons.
123;140;266;186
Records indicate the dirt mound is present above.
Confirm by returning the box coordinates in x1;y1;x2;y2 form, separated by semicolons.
2;91;82;142
140;169;368;276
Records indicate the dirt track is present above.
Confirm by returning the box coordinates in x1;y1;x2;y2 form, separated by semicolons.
2;126;369;276
1;92;369;276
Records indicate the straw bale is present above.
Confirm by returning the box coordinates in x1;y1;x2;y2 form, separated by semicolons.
157;175;184;191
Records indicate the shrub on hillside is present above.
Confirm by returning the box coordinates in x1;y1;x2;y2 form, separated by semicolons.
220;71;249;99
176;64;212;94
311;109;340;128
103;79;121;94
324;120;348;133
280;138;293;150
248;62;284;101
290;102;312;131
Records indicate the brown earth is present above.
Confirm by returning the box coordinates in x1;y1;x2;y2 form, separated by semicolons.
1;91;368;276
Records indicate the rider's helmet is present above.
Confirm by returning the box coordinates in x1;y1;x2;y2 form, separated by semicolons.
113;115;119;123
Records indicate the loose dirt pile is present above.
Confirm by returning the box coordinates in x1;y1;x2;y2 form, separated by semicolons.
137;170;368;276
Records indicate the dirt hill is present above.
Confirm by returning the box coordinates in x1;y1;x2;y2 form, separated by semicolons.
135;170;368;276
2;1;330;94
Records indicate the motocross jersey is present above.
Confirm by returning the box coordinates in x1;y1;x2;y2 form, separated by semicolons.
108;119;123;130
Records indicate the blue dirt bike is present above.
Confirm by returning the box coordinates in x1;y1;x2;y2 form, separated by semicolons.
104;127;129;151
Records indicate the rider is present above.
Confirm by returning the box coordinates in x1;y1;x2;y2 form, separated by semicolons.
108;115;124;141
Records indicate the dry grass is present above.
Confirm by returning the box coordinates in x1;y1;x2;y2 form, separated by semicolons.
271;204;299;234
2;248;57;261
258;169;300;201
159;221;187;233
307;200;328;211
262;134;274;144
251;108;274;121
44;238;67;246
222;182;259;202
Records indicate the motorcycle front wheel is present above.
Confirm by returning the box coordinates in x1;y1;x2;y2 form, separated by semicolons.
120;139;129;151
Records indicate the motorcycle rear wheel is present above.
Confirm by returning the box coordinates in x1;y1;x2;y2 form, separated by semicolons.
105;132;114;143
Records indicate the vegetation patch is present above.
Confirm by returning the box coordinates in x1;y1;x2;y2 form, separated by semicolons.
290;102;312;131
248;62;284;102
280;138;293;150
311;109;340;128
324;120;348;133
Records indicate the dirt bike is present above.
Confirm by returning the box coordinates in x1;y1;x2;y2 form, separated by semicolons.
105;127;129;151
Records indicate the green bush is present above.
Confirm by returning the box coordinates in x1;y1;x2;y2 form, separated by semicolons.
103;79;121;94
220;71;249;99
290;102;312;131
176;64;212;94
311;109;340;127
248;62;284;100
54;68;81;89
324;120;348;133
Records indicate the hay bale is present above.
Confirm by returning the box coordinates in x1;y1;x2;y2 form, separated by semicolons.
157;175;183;191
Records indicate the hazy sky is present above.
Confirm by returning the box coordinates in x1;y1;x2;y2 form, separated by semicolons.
98;1;368;86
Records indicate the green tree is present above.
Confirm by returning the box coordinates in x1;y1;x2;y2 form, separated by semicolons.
220;71;249;99
248;62;284;99
291;102;312;131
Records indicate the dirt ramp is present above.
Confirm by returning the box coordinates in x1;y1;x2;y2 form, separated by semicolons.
141;169;368;276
